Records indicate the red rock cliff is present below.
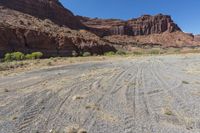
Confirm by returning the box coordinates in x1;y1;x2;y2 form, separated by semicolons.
78;14;182;37
195;35;200;42
0;6;115;57
0;0;85;29
0;0;199;58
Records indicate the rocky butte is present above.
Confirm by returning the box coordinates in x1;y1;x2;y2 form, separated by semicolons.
78;14;182;36
0;0;199;57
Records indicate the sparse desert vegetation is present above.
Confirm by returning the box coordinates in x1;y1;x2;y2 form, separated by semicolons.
104;51;116;56
3;51;43;62
0;48;200;76
163;108;173;116
182;81;189;84
72;95;84;100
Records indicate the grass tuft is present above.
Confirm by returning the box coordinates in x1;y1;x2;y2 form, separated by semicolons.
163;108;173;116
182;81;189;84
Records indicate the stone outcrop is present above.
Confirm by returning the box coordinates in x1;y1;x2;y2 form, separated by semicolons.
78;14;182;37
0;6;115;57
104;32;199;50
0;0;199;57
194;35;200;42
0;0;85;29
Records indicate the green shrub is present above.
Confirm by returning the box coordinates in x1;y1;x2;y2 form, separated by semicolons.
25;54;33;59
4;52;43;61
25;52;43;59
31;52;43;59
4;53;12;61
116;50;126;55
164;108;173;116
4;52;25;61
104;51;115;56
12;52;25;60
82;52;91;57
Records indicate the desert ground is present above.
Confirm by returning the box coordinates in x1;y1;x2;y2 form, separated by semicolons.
0;54;200;133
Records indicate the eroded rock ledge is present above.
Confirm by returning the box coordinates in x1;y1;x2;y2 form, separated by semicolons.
0;0;199;57
78;14;181;37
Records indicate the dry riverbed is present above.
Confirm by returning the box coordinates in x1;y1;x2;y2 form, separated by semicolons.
0;54;200;133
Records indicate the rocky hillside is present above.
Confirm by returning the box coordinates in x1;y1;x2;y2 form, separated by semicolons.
195;35;200;41
104;32;198;50
0;0;85;29
79;14;181;37
0;6;115;57
0;0;199;57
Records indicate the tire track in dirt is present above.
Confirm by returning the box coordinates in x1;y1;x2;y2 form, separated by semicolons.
43;79;103;132
15;77;102;132
44;66;121;132
98;63;139;133
118;63;140;133
133;61;158;133
2;75;82;132
150;58;199;131
1;56;200;133
11;64;116;132
83;62;136;133
83;70;130;132
157;60;200;131
15;90;53;133
39;63;120;132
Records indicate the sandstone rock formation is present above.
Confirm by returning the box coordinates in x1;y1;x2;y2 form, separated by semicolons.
194;35;200;42
0;0;199;57
0;0;85;29
78;14;182;37
104;32;199;50
0;6;115;57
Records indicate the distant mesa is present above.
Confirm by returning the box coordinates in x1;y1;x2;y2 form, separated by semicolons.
0;0;181;34
78;14;181;37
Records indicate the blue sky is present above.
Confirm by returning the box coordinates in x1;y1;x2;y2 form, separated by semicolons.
60;0;200;34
